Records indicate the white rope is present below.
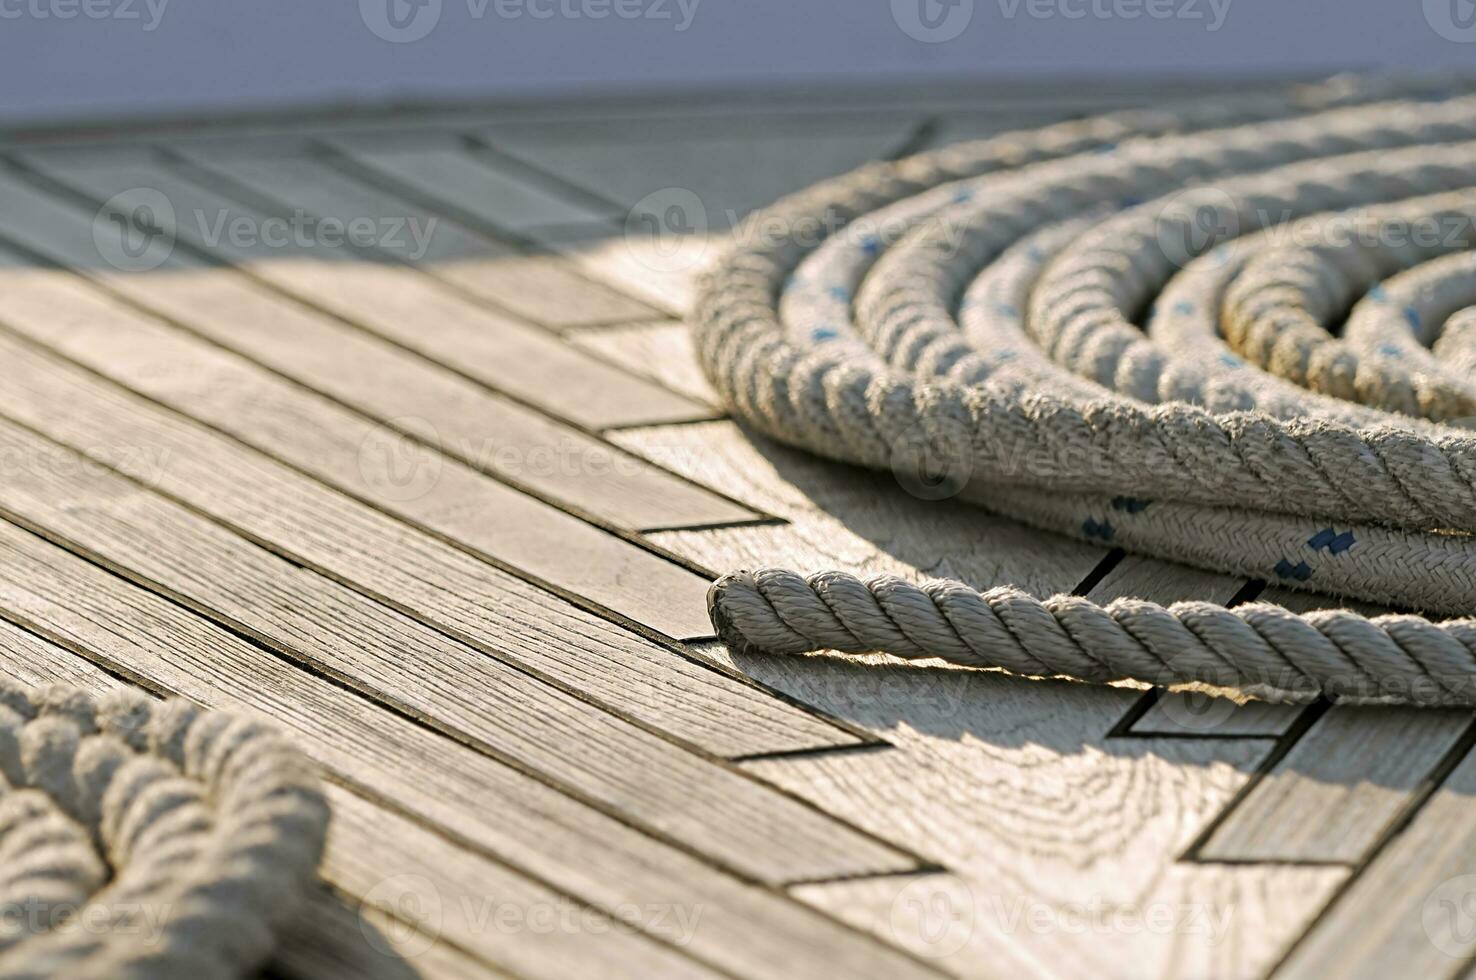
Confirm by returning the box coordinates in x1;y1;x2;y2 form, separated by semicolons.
695;80;1476;706
0;683;327;979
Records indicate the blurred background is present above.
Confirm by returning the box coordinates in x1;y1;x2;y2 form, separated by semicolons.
3;0;1474;126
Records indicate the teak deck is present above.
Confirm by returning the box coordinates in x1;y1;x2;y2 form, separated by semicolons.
0;80;1471;979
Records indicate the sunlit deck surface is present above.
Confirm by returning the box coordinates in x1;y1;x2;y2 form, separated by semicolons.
0;80;1466;979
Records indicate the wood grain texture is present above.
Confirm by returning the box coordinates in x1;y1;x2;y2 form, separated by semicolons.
0;166;749;537
23;147;713;431
0;178;745;633
728;670;1309;978
274;889;512;980
614;420;1105;598
0;614;704;979
1084;555;1247;606
319;783;718;980
568;321;720;408
322;131;622;232
523;221;716;317
478;121;920;229
171;139;659;329
792;864;1347;980
0;521;935;979
1275;742;1476;979
0;329;852;758
1198;706;1474;864
0;413;898;884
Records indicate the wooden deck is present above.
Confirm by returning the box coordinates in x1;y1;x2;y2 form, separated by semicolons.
0;82;1471;979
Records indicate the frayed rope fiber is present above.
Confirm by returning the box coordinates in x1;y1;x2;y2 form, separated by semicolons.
696;76;1476;706
0;682;328;979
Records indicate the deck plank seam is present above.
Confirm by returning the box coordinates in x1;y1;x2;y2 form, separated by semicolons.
0;154;783;530
0;619;737;980
3;152;719;436
0;500;929;891
0;420;928;874
1265;718;1476;976
157;143;685;346
302;137;655;322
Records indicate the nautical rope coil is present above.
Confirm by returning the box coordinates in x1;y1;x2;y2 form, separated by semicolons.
695;77;1476;706
0;683;327;979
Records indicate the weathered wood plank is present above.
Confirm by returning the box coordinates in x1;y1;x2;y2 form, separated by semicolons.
1084;555;1247;606
0;521;936;980
477;122;920;229
0;414;899;884
568;320;720;408
171;139;659;329
0;616;705;979
0;166;751;537
731;674;1301;977
523;221;716;317
1197;706;1473;864
23;147;713;431
321;131;621;232
615;420;1105;599
274;889;511;980
0;327;851;758
320;783;718;980
792;864;1348;980
1130;695;1305;739
1275;740;1476;979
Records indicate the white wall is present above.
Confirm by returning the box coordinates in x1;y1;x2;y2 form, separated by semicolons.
3;0;1474;125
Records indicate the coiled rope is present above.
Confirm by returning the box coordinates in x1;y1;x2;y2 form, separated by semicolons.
0;683;327;979
696;78;1476;706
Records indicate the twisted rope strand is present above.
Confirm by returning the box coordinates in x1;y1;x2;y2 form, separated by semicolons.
0;683;327;979
697;82;1476;706
709;570;1476;706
